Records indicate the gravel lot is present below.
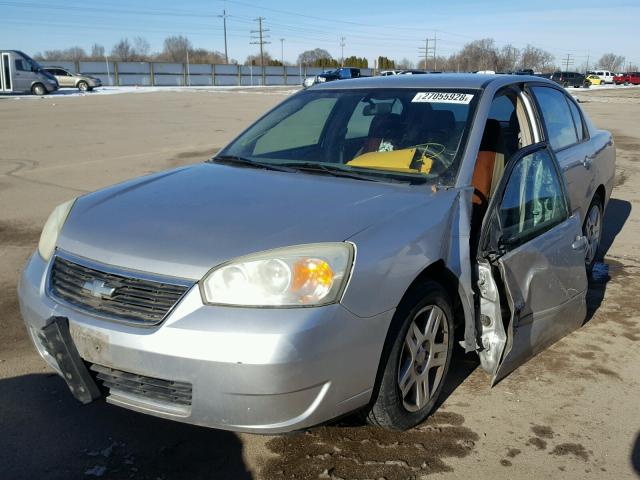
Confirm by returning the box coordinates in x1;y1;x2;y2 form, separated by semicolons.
1;86;639;480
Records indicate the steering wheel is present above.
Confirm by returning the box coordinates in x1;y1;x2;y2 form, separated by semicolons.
414;143;448;173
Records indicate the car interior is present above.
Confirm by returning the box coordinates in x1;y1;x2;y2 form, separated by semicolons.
470;88;534;244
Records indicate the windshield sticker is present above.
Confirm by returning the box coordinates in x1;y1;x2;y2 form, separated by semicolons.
412;92;474;104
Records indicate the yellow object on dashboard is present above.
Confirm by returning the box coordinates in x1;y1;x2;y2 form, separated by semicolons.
347;148;433;173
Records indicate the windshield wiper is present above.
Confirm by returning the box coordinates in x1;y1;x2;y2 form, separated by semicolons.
210;155;296;173
281;162;387;183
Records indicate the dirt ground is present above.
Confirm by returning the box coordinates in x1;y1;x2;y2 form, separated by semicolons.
1;86;639;480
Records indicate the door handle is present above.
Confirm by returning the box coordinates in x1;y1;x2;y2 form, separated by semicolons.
572;235;588;250
582;155;593;169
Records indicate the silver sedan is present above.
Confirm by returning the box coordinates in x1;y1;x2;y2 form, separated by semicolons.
19;74;615;432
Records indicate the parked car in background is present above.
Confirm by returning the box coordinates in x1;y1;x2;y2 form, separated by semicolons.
551;71;587;88
20;74;615;433
0;50;58;95
380;70;401;76
614;72;640;85
586;74;604;86
42;67;102;91
303;67;366;88
587;70;615;84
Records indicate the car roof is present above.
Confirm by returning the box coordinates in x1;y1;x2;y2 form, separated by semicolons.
311;73;557;90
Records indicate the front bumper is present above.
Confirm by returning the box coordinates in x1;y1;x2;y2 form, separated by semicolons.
45;81;59;93
18;251;394;433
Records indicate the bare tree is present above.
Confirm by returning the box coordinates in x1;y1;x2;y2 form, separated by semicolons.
496;44;520;72
33;47;87;61
188;48;226;64
161;36;192;63
597;53;626;72
90;44;105;60
245;51;274;66
519;45;555;72
111;38;134;61
396;58;414;69
297;48;333;66
131;36;150;61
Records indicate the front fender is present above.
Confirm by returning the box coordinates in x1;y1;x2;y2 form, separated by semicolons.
341;188;460;318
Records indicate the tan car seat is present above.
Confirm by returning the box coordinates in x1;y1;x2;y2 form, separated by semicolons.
472;119;505;206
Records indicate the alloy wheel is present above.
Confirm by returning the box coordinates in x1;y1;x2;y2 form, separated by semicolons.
397;305;449;412
584;203;602;266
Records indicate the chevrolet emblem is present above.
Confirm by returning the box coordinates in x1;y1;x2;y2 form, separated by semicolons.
82;280;117;299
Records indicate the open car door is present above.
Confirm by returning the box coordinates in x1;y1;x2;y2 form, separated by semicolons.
476;143;588;385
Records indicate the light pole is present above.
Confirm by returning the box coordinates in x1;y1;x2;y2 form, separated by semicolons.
280;38;285;66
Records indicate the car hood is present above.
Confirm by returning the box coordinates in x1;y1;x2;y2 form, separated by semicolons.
58;163;441;280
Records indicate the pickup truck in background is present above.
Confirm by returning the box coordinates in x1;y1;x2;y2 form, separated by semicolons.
613;72;640;85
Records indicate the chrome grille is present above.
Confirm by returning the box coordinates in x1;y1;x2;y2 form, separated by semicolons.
49;255;191;326
91;364;192;407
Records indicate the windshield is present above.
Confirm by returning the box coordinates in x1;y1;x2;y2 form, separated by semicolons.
219;88;479;185
18;51;42;72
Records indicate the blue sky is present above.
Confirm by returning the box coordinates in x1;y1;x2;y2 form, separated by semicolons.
3;0;639;67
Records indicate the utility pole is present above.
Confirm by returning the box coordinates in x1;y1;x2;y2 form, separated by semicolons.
340;36;346;66
585;52;590;73
418;38;435;71
563;53;574;72
218;9;229;63
250;17;270;83
433;31;437;70
280;38;285;66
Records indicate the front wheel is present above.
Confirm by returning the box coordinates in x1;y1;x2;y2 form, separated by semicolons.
31;83;46;95
584;194;603;272
78;81;89;92
367;280;454;430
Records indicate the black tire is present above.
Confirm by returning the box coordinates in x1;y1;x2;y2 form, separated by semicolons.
31;83;46;95
367;280;455;430
583;193;604;273
563;81;569;88
78;81;89;92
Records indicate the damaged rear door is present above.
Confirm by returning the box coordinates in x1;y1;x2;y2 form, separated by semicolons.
476;143;588;385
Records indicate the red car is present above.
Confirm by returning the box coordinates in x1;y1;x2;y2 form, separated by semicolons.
613;72;640;85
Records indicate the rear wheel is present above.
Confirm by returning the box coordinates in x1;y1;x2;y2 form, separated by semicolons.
31;83;46;95
584;194;603;272
367;280;454;430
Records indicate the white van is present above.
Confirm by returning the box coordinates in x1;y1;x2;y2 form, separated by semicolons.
0;50;59;95
588;70;615;84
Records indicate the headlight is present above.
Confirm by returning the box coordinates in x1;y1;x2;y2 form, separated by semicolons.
200;243;354;307
38;198;76;261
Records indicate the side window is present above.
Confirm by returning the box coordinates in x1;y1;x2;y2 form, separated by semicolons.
532;86;578;150
15;59;27;71
566;99;585;142
499;148;568;247
253;97;337;155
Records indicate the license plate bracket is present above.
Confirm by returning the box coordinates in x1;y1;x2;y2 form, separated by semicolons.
41;316;102;404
